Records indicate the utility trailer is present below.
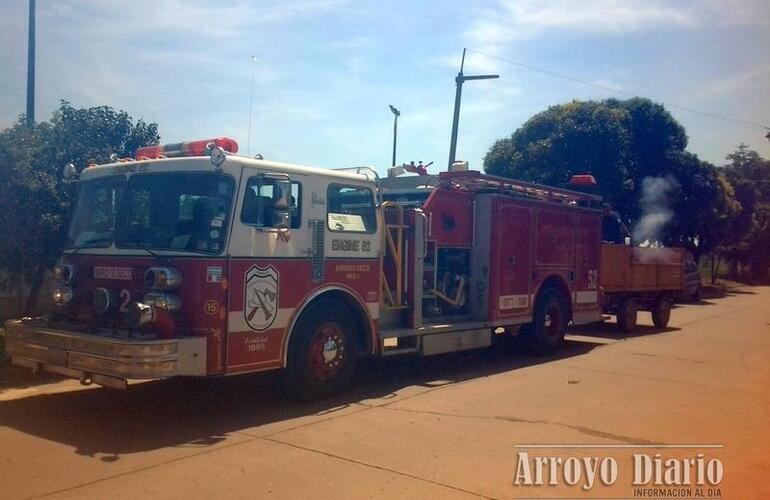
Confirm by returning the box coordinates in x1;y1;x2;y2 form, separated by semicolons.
600;244;685;331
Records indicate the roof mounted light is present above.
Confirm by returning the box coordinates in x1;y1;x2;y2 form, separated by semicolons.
135;137;239;160
568;174;597;187
208;142;227;170
62;163;79;182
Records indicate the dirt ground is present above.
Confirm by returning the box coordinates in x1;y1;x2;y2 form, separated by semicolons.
1;286;768;499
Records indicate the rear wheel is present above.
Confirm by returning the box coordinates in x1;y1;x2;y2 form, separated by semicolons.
616;298;637;332
283;299;358;401
651;295;672;328
522;288;568;355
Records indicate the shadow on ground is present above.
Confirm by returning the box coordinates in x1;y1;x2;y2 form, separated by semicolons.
0;333;617;461
570;322;679;340
0;358;63;392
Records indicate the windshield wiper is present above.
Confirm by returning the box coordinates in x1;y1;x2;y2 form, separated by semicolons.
140;247;159;258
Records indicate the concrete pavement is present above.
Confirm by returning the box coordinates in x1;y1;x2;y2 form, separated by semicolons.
1;286;769;499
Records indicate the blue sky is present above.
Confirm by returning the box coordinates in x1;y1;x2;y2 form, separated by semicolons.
1;0;769;176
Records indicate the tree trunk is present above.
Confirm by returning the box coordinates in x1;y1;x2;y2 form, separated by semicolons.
710;253;719;285
23;267;46;316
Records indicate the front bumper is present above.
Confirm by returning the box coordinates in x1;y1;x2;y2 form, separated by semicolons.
4;319;207;389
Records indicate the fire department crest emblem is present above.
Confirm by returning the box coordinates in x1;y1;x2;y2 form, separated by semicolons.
244;265;279;331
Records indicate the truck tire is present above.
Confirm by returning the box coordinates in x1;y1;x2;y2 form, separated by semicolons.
522;288;567;355
283;299;358;401
617;298;637;332
652;296;672;328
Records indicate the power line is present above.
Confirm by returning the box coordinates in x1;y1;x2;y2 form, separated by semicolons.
466;48;770;131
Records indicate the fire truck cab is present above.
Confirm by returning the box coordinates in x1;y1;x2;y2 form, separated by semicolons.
6;138;604;399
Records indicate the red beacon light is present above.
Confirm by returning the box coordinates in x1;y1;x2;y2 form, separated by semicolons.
568;174;597;187
135;137;239;160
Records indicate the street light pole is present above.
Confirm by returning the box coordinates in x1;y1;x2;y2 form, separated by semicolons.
447;48;499;167
389;104;400;166
26;0;36;128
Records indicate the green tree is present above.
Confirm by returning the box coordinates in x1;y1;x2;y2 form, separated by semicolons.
485;100;632;214
0;101;159;313
722;144;770;280
483;97;735;260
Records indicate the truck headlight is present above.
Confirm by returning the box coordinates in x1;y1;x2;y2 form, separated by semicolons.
52;285;73;306
143;292;182;312
144;267;182;290
53;263;75;283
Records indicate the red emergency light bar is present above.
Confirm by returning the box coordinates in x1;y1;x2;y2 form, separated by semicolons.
135;137;239;160
568;174;597;186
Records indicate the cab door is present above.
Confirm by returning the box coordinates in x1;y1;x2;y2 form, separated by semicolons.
224;167;310;374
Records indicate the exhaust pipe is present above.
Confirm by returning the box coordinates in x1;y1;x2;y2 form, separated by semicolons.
80;374;93;386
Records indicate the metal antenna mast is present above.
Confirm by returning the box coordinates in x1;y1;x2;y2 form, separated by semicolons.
247;55;257;155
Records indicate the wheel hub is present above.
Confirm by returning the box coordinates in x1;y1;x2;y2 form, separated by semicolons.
309;323;345;380
323;338;338;363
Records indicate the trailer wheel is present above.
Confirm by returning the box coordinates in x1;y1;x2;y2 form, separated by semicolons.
616;298;638;332
522;288;567;355
652;296;672;328
283;299;358;401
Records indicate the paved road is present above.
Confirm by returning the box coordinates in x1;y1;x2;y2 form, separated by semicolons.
2;287;769;499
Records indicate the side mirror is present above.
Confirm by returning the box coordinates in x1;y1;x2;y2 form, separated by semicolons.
271;210;290;229
273;179;291;210
62;163;79;182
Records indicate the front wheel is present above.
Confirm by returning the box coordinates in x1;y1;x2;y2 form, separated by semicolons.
283;299;358;401
522;288;568;355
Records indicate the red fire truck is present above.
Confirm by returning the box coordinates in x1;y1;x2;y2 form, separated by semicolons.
5;137;640;399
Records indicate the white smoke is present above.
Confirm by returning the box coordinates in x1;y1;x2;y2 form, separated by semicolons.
633;175;679;245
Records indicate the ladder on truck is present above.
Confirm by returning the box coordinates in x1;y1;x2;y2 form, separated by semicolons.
379;202;409;311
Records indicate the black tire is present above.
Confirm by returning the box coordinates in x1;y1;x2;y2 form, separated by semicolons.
652;296;672;328
692;285;701;301
521;288;568;355
617;298;637;332
283;299;358;401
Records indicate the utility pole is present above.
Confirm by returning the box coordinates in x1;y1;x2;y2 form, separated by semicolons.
389;105;400;166
26;0;36;128
447;48;499;167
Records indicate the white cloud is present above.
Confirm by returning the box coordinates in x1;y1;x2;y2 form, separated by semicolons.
433;0;769;73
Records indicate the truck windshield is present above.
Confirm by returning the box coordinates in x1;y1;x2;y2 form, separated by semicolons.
116;172;235;254
65;172;235;253
65;176;126;249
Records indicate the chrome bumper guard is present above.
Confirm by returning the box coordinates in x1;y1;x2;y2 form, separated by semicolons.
4;320;207;389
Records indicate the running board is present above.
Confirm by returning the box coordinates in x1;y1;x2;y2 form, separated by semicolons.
379;326;492;357
421;328;491;355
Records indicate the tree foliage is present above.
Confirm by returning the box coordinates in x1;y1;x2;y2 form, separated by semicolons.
720;144;770;279
0;101;159;311
483;97;738;258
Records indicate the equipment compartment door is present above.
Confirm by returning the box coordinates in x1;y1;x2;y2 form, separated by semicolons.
574;213;602;311
490;202;532;319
